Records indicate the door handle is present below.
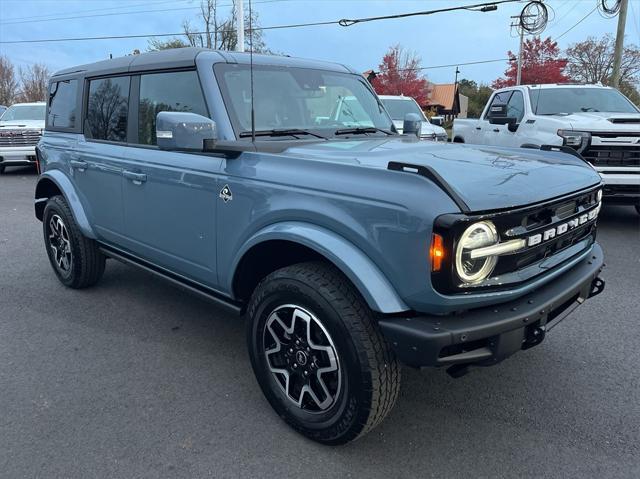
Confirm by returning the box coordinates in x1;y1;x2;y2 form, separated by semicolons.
123;170;147;185
475;127;481;130
69;159;88;171
493;128;500;132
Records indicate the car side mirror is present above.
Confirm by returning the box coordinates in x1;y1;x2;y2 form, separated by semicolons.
403;113;422;138
156;111;217;151
487;104;518;131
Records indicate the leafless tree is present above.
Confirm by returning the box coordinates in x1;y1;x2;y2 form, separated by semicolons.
18;63;50;102
0;55;19;105
565;35;640;86
148;0;268;52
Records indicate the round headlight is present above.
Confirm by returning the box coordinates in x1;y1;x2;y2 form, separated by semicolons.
455;221;498;283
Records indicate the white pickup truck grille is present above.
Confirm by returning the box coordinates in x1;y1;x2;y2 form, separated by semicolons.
0;129;41;147
583;133;640;168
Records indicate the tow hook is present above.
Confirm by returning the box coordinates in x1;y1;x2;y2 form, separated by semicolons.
522;325;546;350
589;277;605;298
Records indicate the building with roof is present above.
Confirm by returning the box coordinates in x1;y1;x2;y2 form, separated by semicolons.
425;83;468;121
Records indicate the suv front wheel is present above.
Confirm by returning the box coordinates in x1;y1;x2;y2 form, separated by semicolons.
43;195;106;288
246;262;401;445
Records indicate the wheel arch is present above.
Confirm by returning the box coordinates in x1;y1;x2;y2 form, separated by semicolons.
35;171;96;239
230;222;409;314
453;136;465;143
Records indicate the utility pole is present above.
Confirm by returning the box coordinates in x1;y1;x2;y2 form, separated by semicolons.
236;0;245;52
510;14;525;85
611;0;628;88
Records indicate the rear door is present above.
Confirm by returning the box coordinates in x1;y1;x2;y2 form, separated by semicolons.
74;75;132;243
120;70;222;287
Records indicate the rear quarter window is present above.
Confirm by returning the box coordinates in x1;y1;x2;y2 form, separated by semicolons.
48;79;78;129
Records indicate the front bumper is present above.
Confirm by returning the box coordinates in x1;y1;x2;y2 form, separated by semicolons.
0;146;38;165
598;170;640;204
378;243;605;370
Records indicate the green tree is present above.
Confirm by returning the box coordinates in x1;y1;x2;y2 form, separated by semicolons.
457;79;493;118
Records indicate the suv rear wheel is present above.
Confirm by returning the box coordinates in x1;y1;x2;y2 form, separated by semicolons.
43;195;106;288
246;262;401;445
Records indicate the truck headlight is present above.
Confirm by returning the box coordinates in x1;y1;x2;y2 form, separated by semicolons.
557;130;590;153
455;221;498;283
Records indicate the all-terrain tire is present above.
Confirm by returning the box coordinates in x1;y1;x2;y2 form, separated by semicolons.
246;261;401;445
42;195;105;288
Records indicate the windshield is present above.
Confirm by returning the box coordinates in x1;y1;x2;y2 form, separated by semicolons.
215;64;394;138
0;104;46;122
381;98;426;121
530;88;639;115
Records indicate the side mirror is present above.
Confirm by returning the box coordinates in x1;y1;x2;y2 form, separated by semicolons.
403;113;422;138
156;111;216;151
487;104;518;131
430;117;443;127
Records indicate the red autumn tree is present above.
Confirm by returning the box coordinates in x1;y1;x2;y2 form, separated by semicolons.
370;45;430;106
492;36;569;89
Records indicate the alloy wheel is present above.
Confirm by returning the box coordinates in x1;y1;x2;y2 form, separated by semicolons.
48;214;73;275
263;304;341;412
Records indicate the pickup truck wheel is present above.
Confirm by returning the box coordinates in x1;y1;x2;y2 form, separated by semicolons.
43;195;105;289
246;262;401;445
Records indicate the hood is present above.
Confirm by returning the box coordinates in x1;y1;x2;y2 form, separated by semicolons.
557;111;640;132
0;119;44;129
282;138;601;212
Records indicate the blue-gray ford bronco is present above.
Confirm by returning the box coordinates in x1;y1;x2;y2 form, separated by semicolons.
35;48;605;445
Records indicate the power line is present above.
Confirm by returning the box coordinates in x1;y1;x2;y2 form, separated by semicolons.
0;0;517;44
337;0;521;26
0;0;288;26
554;5;599;40
0;0;184;25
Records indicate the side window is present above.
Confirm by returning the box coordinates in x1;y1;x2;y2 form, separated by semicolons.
48;79;78;129
506;90;525;123
86;76;130;142
484;91;512;119
138;70;208;145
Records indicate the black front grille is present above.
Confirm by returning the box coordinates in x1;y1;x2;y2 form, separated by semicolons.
432;186;601;294
583;145;640;167
0;129;41;147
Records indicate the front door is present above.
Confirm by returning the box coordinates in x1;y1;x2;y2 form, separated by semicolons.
120;70;222;287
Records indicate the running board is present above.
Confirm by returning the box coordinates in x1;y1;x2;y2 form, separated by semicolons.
99;245;243;315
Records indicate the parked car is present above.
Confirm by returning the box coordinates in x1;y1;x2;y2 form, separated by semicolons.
36;48;605;445
452;84;640;214
379;95;449;141
0;102;46;174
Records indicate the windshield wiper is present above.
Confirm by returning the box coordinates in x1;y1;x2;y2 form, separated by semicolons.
334;127;393;136
239;128;326;139
538;112;570;116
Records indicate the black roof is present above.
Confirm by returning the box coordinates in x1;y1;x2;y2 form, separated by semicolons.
51;47;357;79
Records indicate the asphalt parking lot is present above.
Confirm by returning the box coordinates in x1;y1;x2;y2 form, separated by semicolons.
1;165;639;478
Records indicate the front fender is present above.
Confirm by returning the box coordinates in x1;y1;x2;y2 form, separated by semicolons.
230;222;409;314
35;170;96;239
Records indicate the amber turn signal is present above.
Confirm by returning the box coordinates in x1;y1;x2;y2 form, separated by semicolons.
430;233;445;272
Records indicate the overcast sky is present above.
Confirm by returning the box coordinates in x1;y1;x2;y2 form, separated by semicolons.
1;0;639;85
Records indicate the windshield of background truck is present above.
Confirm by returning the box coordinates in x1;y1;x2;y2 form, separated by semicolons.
381;98;426;121
530;88;639;115
0;104;46;122
215;64;393;136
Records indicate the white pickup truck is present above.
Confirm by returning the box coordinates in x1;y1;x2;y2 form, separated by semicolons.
0;102;46;174
452;84;640;213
